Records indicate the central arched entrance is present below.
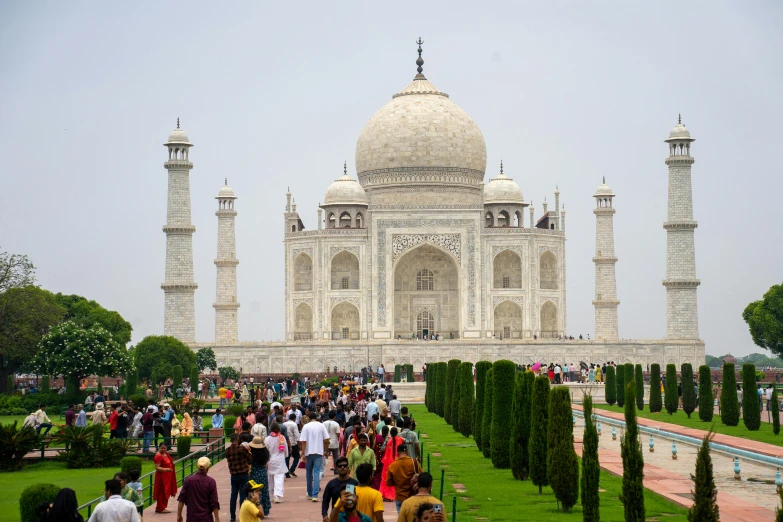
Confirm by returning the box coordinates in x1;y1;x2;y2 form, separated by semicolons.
393;244;459;338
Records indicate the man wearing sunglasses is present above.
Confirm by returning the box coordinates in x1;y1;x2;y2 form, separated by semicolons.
322;457;358;522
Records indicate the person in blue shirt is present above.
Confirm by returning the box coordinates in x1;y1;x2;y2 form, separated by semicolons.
161;404;174;446
75;404;87;427
212;409;224;428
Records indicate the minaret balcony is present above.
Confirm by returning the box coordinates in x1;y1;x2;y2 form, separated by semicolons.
664;156;695;166
161;282;198;292
662;279;700;288
162;225;196;234
164;160;193;169
214;259;240;267
213;302;240;310
592;299;620;307
663;221;698;230
592;256;618;264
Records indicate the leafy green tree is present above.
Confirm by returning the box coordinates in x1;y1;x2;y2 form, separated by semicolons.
698;365;713;422
0;286;65;393
773;387;780;436
681;363;696;418
54;294;132;346
41;375;50;392
665;364;679;415
450;365;462;432
196;347;217;372
436;363;448;417
547;387;579;511
0;249;36;292
29;321;134;384
687;431;719;522
720;363;739;426
218;366;239;385
742;352;783;369
743;284;783;356
621;380;645;521
529;375;550;494
473;361;492;450
649;364;662;413
481;368;494;458
616;366;626;408
133;335;196;382
444;359;460;425
510;371;534;480
581;394;600;522
457;362;475;437
742;363;761;430
635;364;644;410
705;355;723;368
490;360;516;469
605;365;617;406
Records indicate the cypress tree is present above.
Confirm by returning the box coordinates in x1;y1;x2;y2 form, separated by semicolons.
776;488;783;522
742;363;760;431
491;360;516;468
172;365;183;391
529;375;551;494
189;366;199;394
624;363;634;388
481;368;494;458
616;366;626;408
444;359;460;424
621;380;645;521
41;375;50;392
458;362;475;437
681;363;696;418
635;364;644;410
698;365;714;422
720;363;739;426
687;431;719;522
605;365;617;406
665;364;678;415
773;387;780;436
474;361;492;450
97;377;103;396
436;363;448;417
581;394;600;522
451;365;462;431
425;362;432;410
510;371;534;480
649;363;662;413
126;370;138;397
547;387;579;512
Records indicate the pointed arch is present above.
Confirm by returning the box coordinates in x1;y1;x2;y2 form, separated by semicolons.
331;250;360;290
293;252;312;291
540;300;558;338
494;300;523;339
539;250;558;290
493;250;522;289
331;301;360;340
293;302;312;340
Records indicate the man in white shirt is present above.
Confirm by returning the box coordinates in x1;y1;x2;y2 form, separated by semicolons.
299;412;330;502
33;404;53;435
323;411;341;475
283;412;301;478
89;479;140;522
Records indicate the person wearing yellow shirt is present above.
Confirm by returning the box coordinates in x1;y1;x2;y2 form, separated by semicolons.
397;472;443;522
239;480;265;521
218;387;228;408
335;463;384;522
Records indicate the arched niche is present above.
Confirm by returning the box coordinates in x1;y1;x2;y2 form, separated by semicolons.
540;250;557;290
540;301;558;338
331;251;360;290
293;302;312;340
494;300;523;339
493;250;522;289
331;301;360;340
293;253;313;291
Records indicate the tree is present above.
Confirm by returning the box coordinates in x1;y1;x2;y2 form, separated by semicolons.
681;363;696;418
621;380;645;521
698;365;713;422
581;394;600;522
742;363;761;431
665;364;678;415
720;363;739;426
705;355;723;368
133;335;197;382
436;363;448;417
425;362;435;411
624;363;634;387
773;386;780;436
743;284;783;356
635;364;644;410
189;366;199;390
125;370;137;397
196;347;217;372
0;286;65;393
490;360;516;469
457;362;475;437
41;375;50;392
474;361;492;450
481;368;494;458
218;366;239;385
687;431;719;522
605;365;617;406
510;371;534;480
529;375;550;494
29;321;134;384
0;249;36;292
172;366;183;389
450;365;462;432
616;366;626;408
547;387;579;511
649;364;662;413
444;360;461;425
54;294;132;346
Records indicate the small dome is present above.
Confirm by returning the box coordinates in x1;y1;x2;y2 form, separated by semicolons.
165;119;190;145
665;115;694;142
723;354;737;364
217;185;235;199
594;178;614;197
323;170;368;206
484;164;524;205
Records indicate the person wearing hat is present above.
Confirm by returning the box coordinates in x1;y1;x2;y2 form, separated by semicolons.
240;480;265;521
177;456;220;522
92;402;107;426
248;436;272;516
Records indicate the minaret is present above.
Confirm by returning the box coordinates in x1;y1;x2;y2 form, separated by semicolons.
161;119;198;343
554;186;560;231
663;116;700;339
593;177;619;339
214;179;239;343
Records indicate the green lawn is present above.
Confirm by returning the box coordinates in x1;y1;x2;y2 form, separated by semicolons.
409;405;688;521
592;404;783;446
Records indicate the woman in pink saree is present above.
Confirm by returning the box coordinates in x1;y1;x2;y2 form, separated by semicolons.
378;426;405;501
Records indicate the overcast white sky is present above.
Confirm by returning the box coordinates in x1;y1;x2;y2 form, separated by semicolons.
1;2;781;357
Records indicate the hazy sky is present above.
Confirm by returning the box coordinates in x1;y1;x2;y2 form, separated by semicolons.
2;2;781;357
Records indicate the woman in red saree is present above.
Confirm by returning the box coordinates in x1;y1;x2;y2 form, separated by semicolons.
153;443;178;513
371;425;387;490
379;426;405;501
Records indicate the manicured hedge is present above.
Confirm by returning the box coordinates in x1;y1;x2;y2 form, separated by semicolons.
20;484;60;522
605;365;616;406
444;359;461;425
451;365;462;432
436;362;448;417
635;364;644;410
688;431;720;521
681;363;696;418
481;368;494;458
772;387;780;436
120;456;142;475
621;381;645;520
126;370;138;398
616;366;626;408
426;362;436;411
529;375;550;494
742;363;760;431
510;370;534;480
720;363;739;426
547;386;579;512
581;395;600;521
649;364;662;413
473;361;492;450
458;362;475;437
490;360;515;469
177;436;192;456
698;365;713;422
394;365;402;383
405;364;414;382
664;364;678;415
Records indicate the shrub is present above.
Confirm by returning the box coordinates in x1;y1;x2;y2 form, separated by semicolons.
189;366;199;390
6;375;13;393
490;360;515;469
635;364;644;410
680;363;696;418
720;363;739;426
510;371;534;480
457;362;475;437
481;368;493;458
773;387;780;436
129;394;148;410
687;431;719;522
616;366;625;408
405;364;414;382
621;380;645;521
227;404;246;416
624;363;634;388
529;375;550;494
665;364;678;415
698;365;713;422
394;365;401;383
649;364;662;413
177;436;192;456
450;366;462;432
125;370;138;397
742;364;761;431
20;483;61;522
173;366;183;390
547;387;579;511
120;456;142;475
0;421;42;471
444;360;460;425
224;416;237;437
581;394;600;522
54;424;127;468
473;361;492;450
436;362;448;417
605;365;616;406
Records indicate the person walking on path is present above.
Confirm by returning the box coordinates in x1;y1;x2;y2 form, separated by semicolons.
34;404;53;435
239;480;265;522
176;456;220;522
323;411;341;474
379;427;404;501
75;404;87;428
322;457;359;522
300;411;330;502
89;480;140;522
153;444;178;514
264;423;288;504
227;433;252;522
385;444;418;513
247;437;272;517
92;402;106;426
347;434;376;479
351;463;385;522
396;472;443;522
283;412;300;478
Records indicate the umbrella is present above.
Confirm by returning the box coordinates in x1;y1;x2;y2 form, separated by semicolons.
531;362;542;372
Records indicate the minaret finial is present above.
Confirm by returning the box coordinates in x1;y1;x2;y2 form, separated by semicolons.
177;117;180;129
225;177;228;186
678;113;681;125
344;161;347;176
603;175;605;184
416;37;424;76
500;160;503;175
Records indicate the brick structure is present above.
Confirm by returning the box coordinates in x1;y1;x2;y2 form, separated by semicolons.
593;178;619;339
214;180;239;342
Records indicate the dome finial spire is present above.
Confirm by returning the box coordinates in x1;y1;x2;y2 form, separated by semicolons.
177;117;180;129
344;160;347;176
603;175;605;184
415;37;425;77
678;113;681;125
500;160;503;175
225;177;228;186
